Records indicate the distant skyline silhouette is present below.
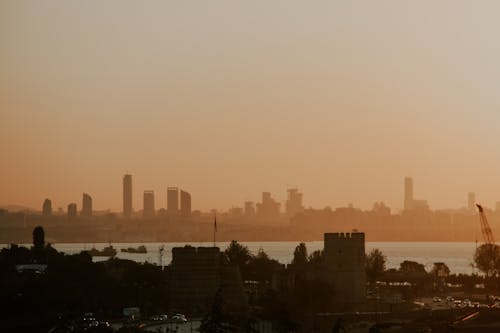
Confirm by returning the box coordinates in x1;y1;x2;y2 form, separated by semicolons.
1;175;496;215
2;2;500;211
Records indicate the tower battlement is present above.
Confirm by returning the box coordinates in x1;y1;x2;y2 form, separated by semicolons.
325;232;365;240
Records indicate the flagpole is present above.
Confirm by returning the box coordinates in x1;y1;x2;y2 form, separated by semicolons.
213;213;216;248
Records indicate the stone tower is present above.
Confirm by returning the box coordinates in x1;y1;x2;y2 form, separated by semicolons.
324;232;365;303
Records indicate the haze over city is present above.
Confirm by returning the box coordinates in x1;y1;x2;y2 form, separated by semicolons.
3;1;500;212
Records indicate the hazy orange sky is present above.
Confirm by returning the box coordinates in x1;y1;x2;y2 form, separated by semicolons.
2;1;500;212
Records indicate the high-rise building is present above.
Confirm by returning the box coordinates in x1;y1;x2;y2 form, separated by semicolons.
82;193;92;217
67;203;77;219
244;201;255;217
256;192;280;219
180;190;191;218
42;199;52;216
143;191;155;219
404;177;414;210
285;188;304;217
167;187;179;214
403;177;428;211
123;174;133;218
468;192;475;211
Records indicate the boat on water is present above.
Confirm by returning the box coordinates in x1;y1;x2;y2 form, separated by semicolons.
85;245;117;257
121;245;147;254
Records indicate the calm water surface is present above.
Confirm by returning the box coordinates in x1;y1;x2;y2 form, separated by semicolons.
32;241;478;275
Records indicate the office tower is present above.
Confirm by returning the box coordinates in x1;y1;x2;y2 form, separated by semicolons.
123;174;132;218
143;191;155;219
167;187;179;214
244;201;255;217
42;199;52;216
81;193;92;217
67;203;77;219
468;192;475;211
404;177;414;210
256;192;280;219
285;188;304;217
180;190;191;218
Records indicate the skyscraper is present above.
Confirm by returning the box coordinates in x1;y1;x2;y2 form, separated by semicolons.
143;190;155;219
82;193;92;217
123;174;132;218
468;192;475;211
404;177;414;210
42;198;52;216
403;177;428;211
244;201;255;217
180;190;191;218
67;203;77;219
167;187;179;215
256;192;280;219
285;188;304;217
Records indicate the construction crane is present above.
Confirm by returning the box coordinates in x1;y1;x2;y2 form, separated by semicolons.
476;204;496;245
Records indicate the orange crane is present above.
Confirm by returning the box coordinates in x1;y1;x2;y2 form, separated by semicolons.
476;204;495;245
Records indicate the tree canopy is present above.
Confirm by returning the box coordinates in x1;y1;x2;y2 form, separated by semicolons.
292;242;308;266
474;243;500;277
366;248;386;283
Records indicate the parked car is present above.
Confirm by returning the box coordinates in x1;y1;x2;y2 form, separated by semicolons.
151;314;168;321
172;314;187;323
433;297;442;302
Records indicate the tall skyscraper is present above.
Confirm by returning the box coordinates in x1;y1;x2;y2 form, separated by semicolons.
468;192;475;211
285;188;304;217
167;187;179;215
404;177;414;210
244;201;255;217
180;190;191;218
67;203;77;219
123;174;132;218
143;191;155;219
82;193;92;217
42;198;52;216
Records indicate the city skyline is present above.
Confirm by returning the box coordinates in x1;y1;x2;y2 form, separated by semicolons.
7;175;500;215
3;2;500;212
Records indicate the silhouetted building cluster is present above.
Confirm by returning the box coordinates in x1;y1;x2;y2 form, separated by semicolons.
256;192;280;220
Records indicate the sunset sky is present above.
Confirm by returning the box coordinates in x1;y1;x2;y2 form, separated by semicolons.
2;1;500;212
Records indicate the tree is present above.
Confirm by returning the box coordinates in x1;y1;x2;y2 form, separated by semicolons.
33;226;45;249
200;288;230;333
474;244;500;277
246;248;281;282
399;260;426;274
292;242;308;266
366;249;386;283
307;249;324;268
224;240;252;279
430;262;450;278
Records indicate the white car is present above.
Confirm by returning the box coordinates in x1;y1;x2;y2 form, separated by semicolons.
172;314;187;323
